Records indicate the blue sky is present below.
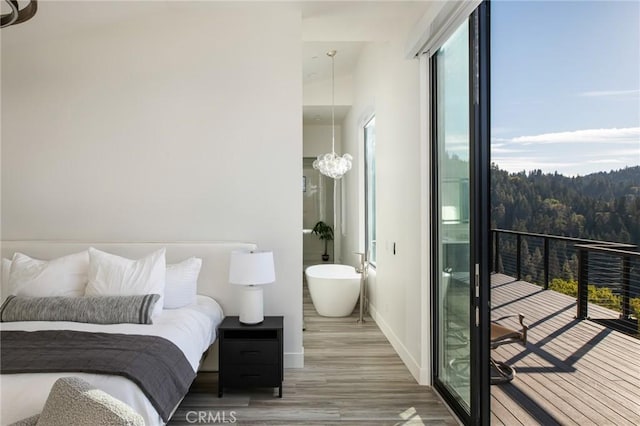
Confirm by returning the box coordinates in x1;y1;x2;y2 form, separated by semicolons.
491;0;640;176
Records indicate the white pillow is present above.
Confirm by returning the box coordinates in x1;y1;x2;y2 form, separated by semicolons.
165;257;202;309
8;251;90;298
2;258;12;302
85;247;166;317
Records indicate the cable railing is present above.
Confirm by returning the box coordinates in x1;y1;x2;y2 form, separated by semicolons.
492;229;639;337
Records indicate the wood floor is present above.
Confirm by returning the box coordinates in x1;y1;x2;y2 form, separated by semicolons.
490;273;640;426
168;281;459;425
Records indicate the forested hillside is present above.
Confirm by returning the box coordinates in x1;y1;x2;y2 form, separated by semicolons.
491;165;640;244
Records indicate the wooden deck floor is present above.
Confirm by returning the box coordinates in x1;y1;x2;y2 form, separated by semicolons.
491;273;640;426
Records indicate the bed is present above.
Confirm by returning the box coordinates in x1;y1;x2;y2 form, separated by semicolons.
0;241;256;426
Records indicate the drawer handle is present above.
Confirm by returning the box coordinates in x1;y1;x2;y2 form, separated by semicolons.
241;350;261;355
241;374;261;378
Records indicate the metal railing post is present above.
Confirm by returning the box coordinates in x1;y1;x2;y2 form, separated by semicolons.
494;231;500;272
621;255;631;320
490;230;494;273
516;234;522;280
544;237;550;289
577;248;589;319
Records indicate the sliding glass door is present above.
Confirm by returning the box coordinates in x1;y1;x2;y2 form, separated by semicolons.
433;17;472;413
431;3;490;425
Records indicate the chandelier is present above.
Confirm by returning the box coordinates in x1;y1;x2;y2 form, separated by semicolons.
1;0;38;28
313;50;353;180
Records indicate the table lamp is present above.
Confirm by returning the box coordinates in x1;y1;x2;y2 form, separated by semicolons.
229;249;275;325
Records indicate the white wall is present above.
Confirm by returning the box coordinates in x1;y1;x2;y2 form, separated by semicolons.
303;124;342;158
341;40;428;382
303;75;353;107
1;2;304;367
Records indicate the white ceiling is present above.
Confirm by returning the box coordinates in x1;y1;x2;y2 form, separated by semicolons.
1;0;433;125
303;105;351;125
302;41;365;125
301;1;433;42
301;1;433;125
302;41;366;85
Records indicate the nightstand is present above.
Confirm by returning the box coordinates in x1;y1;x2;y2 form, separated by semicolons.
217;316;283;398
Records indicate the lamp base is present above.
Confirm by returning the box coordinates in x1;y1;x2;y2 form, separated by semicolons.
239;286;264;325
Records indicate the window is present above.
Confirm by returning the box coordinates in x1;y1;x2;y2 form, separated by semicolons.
364;116;376;265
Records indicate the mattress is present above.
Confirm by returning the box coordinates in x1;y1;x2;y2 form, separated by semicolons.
0;295;223;426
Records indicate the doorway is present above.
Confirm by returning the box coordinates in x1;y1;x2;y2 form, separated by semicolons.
303;158;334;267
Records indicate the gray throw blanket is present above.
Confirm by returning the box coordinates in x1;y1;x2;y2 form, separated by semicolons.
0;330;196;422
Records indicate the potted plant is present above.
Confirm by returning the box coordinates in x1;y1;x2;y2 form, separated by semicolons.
311;221;334;262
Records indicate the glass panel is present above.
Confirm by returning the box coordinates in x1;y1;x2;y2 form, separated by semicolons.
365;117;377;264
435;20;471;411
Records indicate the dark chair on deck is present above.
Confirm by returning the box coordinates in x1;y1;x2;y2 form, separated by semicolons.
490;314;528;384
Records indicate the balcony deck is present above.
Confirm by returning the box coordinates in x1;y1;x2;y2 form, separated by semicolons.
491;273;640;426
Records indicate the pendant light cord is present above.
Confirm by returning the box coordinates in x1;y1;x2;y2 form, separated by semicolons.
331;51;336;154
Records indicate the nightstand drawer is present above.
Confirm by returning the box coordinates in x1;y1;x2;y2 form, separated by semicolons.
224;366;280;387
218;316;283;398
222;340;279;365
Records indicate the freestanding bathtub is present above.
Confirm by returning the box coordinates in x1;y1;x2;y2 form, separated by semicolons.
305;264;362;317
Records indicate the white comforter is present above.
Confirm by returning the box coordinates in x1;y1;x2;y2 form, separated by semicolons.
0;295;223;426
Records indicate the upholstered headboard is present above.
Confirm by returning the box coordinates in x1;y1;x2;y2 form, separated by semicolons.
0;241;257;311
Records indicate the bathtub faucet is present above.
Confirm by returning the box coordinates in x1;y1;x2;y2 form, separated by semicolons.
354;251;368;324
355;251;368;274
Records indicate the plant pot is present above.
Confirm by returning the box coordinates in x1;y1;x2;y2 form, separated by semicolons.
322;254;330;262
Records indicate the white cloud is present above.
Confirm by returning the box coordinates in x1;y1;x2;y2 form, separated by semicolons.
511;127;640;145
580;89;640;97
492;147;529;154
585;159;624;164
492;127;639;176
585;148;640;158
491;137;512;144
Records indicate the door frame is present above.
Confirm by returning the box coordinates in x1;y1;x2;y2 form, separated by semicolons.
429;2;490;425
470;2;491;424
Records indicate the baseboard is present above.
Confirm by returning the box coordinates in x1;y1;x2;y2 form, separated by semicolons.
284;348;304;368
419;366;431;385
368;304;429;385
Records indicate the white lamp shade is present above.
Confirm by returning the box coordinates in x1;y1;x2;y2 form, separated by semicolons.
229;250;275;286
